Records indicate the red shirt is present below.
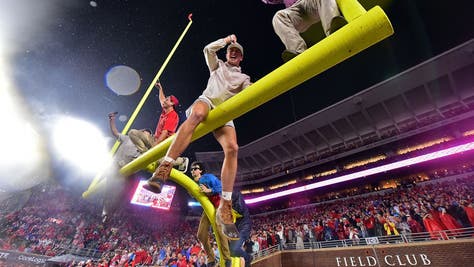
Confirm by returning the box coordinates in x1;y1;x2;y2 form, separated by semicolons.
364;217;375;229
190;245;201;256
209;195;221;208
177;258;188;267
154;110;178;139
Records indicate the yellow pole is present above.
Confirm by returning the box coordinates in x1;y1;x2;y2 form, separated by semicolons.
120;5;394;176
82;14;194;198
337;0;367;22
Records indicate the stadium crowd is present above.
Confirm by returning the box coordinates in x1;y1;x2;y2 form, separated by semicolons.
1;166;474;266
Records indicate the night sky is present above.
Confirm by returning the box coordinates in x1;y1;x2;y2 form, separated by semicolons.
3;0;474;189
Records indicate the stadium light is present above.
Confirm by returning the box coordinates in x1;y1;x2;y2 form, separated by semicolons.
188;201;201;207
52;116;111;175
245;141;474;204
0;57;49;192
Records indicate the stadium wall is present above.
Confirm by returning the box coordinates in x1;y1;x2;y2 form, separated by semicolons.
0;249;49;265
252;239;474;267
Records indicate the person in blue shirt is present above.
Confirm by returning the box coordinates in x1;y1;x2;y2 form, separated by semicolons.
191;161;252;267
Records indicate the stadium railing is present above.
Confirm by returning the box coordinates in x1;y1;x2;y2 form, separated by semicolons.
252;227;474;261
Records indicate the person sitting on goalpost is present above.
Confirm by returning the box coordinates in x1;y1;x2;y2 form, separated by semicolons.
128;80;189;172
102;112;153;222
261;0;347;62
143;34;252;240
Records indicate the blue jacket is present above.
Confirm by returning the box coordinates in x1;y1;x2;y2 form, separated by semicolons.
198;173;222;194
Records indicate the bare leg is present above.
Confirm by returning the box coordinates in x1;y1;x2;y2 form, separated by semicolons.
214;125;240;240
166;101;209;159
213;126;239;192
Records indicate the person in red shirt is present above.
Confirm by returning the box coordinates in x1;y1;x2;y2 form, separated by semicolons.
129;81;179;150
462;202;474;227
189;242;202;257
129;81;189;172
314;221;324;241
176;252;188;267
423;213;448;240
363;214;376;237
438;207;462;235
407;215;424;233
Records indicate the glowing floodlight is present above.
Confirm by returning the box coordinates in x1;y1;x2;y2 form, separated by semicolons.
52;116;110;174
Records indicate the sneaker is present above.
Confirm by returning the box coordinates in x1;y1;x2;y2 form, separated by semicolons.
143;160;173;193
327;15;347;35
281;50;299;63
177;157;189;173
216;199;240;240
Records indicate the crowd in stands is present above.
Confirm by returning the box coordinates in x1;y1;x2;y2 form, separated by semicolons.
250;175;474;251
1;166;474;266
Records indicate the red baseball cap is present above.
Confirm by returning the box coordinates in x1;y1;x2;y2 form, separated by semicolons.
169;95;179;107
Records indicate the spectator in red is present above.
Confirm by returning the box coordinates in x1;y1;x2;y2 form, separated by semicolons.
462;202;474;227
133;247;147;265
189;242;202;258
314;221;324;241
129;81;179;151
406;215;424;233
129;81;189;173
422;213;447;240
438;207;462;235
363;214;376;237
177;252;188;267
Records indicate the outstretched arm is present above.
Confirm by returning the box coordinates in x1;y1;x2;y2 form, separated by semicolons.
108;112;119;138
155;81;166;106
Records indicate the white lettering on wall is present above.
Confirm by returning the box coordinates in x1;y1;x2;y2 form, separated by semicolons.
336;254;431;266
350;256;357;266
405;254;418;265
420;254;431;265
395;255;407;266
385;255;396;266
367;256;377;266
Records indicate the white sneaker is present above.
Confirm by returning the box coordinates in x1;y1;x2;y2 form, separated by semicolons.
177;157;189;173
